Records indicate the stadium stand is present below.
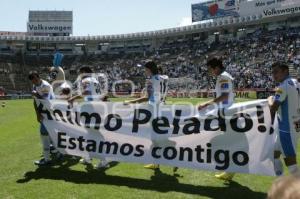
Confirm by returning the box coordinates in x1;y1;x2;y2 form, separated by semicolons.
0;15;300;96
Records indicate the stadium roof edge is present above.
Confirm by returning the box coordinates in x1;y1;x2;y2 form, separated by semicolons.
0;13;299;42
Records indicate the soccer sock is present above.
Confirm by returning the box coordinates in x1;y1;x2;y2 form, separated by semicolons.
288;164;299;174
274;158;284;176
40;135;51;161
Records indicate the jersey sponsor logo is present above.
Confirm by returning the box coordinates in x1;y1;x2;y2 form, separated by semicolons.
219;80;229;84
275;94;281;100
41;88;49;93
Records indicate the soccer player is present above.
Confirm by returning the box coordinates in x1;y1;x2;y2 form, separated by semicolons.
68;66;109;169
28;71;55;166
124;61;168;105
268;62;300;176
124;61;169;170
198;57;235;181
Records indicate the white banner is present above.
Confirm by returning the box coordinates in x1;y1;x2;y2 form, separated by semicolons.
37;100;276;176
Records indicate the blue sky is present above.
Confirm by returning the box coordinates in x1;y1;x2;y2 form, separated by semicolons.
1;0;202;36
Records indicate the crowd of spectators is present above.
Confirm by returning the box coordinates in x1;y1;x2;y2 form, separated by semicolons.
64;27;300;92
1;26;300;93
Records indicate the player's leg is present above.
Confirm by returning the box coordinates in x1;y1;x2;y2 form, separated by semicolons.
273;133;284;176
280;131;299;174
144;105;160;170
34;123;51;166
284;157;298;174
144;140;159;169
79;157;92;165
95;157;110;169
215;108;235;181
274;150;284;176
47;136;64;160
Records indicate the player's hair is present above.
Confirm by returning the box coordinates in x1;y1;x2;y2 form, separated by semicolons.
207;57;224;70
28;71;40;80
144;61;158;75
157;65;164;74
79;66;93;73
271;62;289;71
267;175;300;199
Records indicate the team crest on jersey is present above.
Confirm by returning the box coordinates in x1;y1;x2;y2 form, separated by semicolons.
221;83;229;89
275;94;281;100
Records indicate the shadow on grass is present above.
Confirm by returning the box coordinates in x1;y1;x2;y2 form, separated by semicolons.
17;163;266;199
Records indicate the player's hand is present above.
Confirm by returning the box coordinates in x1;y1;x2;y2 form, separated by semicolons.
198;104;208;111
68;98;74;103
267;96;274;106
31;91;38;97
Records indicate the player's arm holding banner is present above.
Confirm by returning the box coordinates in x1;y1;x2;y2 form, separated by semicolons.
198;58;234;110
197;92;229;110
68;66;104;106
124;61;162;105
123;87;149;104
67;79;89;105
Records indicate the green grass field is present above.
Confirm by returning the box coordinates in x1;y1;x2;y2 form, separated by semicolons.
0;98;297;199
